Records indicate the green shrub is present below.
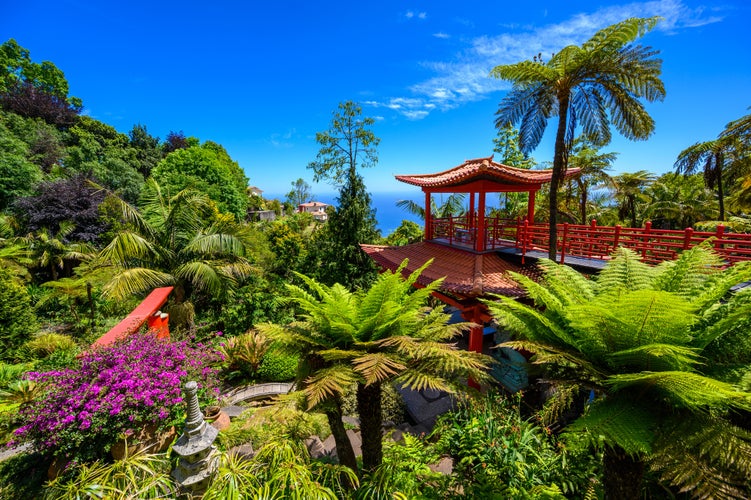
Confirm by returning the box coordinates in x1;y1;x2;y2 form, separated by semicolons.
0;452;47;500
0;362;29;387
0;267;37;361
256;346;298;382
433;392;600;498
16;332;77;362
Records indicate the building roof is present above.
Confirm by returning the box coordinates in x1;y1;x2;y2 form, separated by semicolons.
361;242;540;297
395;155;580;189
299;201;329;208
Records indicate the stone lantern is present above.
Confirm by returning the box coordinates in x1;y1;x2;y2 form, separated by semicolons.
171;381;219;495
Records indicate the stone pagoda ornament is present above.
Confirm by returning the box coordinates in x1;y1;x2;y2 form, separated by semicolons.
171;381;219;495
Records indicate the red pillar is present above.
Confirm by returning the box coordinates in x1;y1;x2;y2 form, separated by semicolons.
467;307;483;390
468;192;475;229
527;190;536;223
476;191;486;252
424;190;432;240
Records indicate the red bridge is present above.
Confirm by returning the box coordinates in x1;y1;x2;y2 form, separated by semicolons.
430;216;751;267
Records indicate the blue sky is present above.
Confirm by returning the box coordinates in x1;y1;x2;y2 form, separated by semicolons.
3;0;750;197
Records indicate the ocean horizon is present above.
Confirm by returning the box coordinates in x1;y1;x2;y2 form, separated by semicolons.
267;191;423;236
266;191;509;237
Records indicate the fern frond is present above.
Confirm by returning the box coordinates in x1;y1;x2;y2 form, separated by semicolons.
649;416;751;499
653;244;724;298
606;371;751;411
596;247;655;294
303;366;358;409
608;343;703;372
482;294;577;347
353;353;407;385
566;398;656;456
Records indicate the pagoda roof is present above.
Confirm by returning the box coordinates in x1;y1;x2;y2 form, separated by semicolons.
395;155;580;190
361;242;540;298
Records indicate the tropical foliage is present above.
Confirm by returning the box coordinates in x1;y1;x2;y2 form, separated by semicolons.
93;179;258;326
492;17;665;258
483;246;751;499
258;259;491;473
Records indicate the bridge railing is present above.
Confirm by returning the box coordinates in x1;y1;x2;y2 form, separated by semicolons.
517;220;751;265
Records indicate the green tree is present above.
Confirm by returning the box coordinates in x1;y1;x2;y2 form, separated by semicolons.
151;143;248;220
612;170;654;227
675;135;750;222
568;138;616;224
645;173;717;229
483;246;751;499
0;266;37;360
493;124;536;218
64;116;144;202
383;220;423;246
286;177;313;207
258;260;490;473
0;39;79;105
306;101;380;289
491;17;665;259
93;179;257;327
0;114;40;209
128;123;162;178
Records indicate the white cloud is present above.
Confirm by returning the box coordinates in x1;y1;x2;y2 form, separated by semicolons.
404;10;427;20
433;32;450;39
370;0;725;120
269;128;297;148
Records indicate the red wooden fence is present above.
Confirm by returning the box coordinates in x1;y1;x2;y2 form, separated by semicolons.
516;220;751;266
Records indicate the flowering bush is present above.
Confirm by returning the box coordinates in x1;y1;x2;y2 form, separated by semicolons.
13;332;220;463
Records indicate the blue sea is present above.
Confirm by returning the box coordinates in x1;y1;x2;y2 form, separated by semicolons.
309;192;424;236
266;191;423;236
267;191;508;237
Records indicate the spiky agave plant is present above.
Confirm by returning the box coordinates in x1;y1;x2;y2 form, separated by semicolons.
483;246;751;499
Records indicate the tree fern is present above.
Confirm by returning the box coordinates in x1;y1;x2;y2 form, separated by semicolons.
595;247;655;294
484;245;751;498
567;398;655;456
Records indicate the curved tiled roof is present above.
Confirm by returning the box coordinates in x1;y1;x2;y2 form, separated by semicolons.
361;242;540;298
395;155;580;189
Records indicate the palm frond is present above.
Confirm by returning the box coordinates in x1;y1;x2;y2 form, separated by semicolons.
101;267;174;299
97;230;159;267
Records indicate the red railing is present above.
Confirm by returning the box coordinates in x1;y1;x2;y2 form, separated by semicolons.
430;216;519;250
92;287;173;348
516;220;751;266
429;217;751;266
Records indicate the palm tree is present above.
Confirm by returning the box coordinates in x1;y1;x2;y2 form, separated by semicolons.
568;138;617;224
491;17;665;259
22;222;94;281
645;173;717;229
612;170;654;227
258;260;491;473
93;179;257;327
483;246;751;499
396;193;466;220
675;136;748;221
